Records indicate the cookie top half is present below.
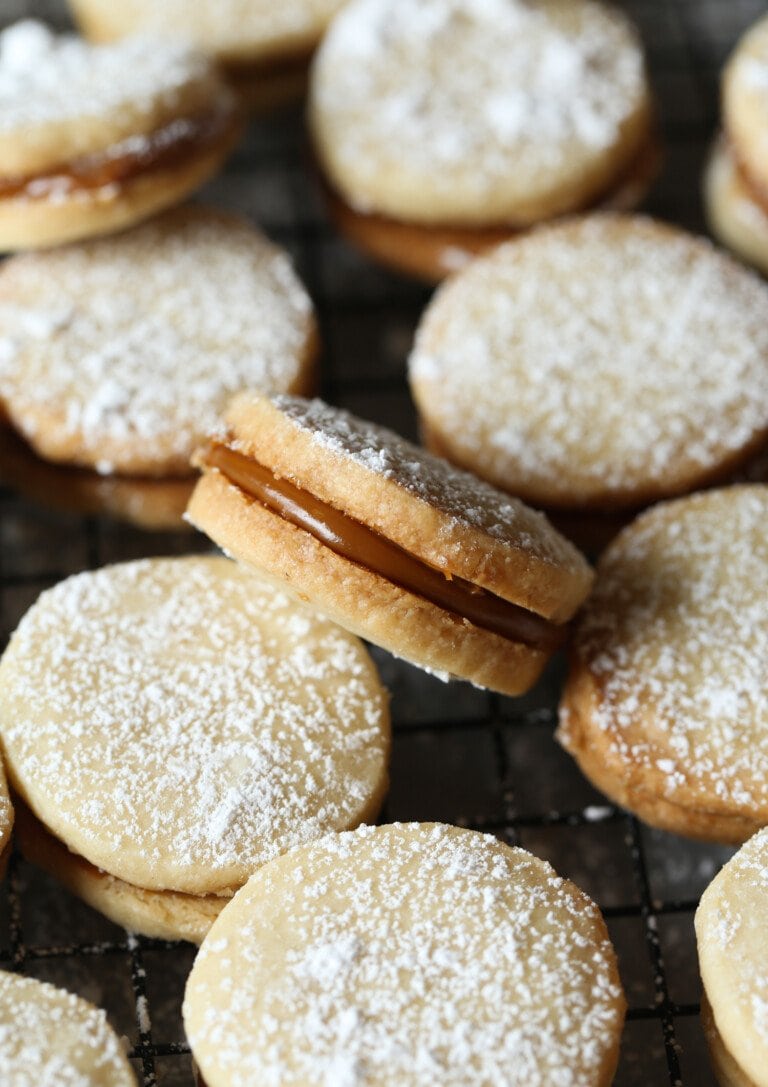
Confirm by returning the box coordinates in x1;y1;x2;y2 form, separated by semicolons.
724;12;768;195
0;207;316;476
0;555;390;896
0;20;227;177
410;215;768;509
0;971;136;1087
559;486;768;841
184;823;625;1087
70;0;347;66
310;0;650;226
696;828;768;1087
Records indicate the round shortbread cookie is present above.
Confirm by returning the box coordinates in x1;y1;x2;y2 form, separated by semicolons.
310;0;651;228
724;14;768;198
705;137;768;277
187;393;593;697
184;823;626;1087
0;970;136;1086
410;215;768;510
0;21;238;248
70;0;347;67
696;829;768;1087
558;486;768;843
0;207;316;477
0;555;390;901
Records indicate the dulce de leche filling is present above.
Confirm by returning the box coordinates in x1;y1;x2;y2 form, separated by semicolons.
204;442;564;652
0;106;235;200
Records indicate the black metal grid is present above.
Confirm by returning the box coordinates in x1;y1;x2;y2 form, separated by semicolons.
0;0;763;1083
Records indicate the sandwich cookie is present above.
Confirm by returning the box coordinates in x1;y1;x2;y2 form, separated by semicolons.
187;393;594;697
309;0;656;280
0;556;389;942
704;15;768;275
410;215;768;511
184;823;626;1087
0;207;317;478
696;828;768;1087
705;137;768;278
69;0;348;113
558;486;768;843
0;21;239;250
0;971;136;1086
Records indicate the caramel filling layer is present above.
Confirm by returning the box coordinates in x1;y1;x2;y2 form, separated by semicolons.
0;106;235;200
204;443;564;651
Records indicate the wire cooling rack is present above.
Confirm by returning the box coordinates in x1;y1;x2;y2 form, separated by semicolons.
0;1;764;1083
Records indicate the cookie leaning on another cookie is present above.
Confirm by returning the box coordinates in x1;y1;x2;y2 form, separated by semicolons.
559;486;768;843
410;215;768;511
310;0;657;280
0;21;239;249
184;823;626;1087
0;971;137;1085
0;556;390;942
0;206;317;477
696;828;768;1087
187;393;594;697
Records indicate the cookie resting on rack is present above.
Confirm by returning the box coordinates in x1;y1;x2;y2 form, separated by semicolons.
558;486;768;843
410;215;768;511
0;20;239;249
187;393;593;697
0;555;390;943
0;206;317;477
309;0;657;279
184;823;625;1087
0;970;136;1086
696;827;768;1087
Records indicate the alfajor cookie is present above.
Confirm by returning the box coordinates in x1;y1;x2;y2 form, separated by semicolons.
410;215;768;511
696;828;768;1087
187;393;594;697
309;0;657;280
0;556;389;942
184;823;625;1087
0;21;239;250
69;0;347;112
723;14;768;214
558;486;768;843
0;206;317;478
0;970;136;1086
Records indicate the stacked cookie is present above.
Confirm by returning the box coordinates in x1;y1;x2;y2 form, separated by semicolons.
309;0;658;280
706;13;768;275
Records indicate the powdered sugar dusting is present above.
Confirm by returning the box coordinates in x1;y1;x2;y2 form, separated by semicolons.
270;394;588;572
410;217;768;502
560;487;768;813
313;0;645;213
0;210;314;474
699;828;768;1053
0;556;388;894
0;21;210;136
185;823;623;1087
0;970;135;1085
